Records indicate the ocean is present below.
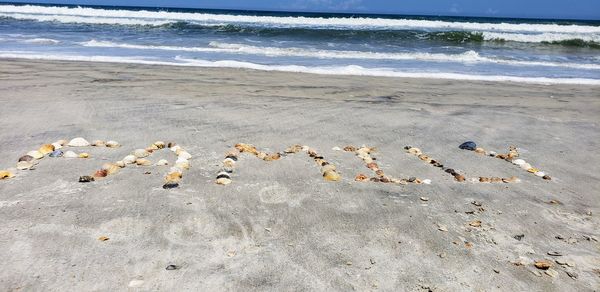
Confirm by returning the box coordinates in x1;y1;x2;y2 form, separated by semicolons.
1;3;599;84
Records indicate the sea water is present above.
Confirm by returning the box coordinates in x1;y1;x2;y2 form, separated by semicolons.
1;3;599;84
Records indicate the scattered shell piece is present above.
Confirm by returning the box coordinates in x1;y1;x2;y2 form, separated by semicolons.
78;153;89;159
543;175;552;180
163;181;179;189
38;144;55;155
170;145;182;153
16;161;34;170
133;149;150;158
469;220;482;227
105;141;120;148
123;155;137;164
154;141;165;149
474;147;485;154
156;159;169;166
0;170;15;179
68;137;90;147
175;161;190;170
355;174;368;181
98;236;109;241
420;197;429;201
63;151;78;158
27;150;44;160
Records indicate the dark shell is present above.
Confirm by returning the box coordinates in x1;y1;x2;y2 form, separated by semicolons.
78;176;95;183
458;141;477;151
543;175;552;180
165;264;179;270
403;146;412;150
408;177;417;182
49;150;63;157
216;173;231;180
167;142;176;148
445;168;456;175
163;182;179;189
18;155;34;162
225;155;238;161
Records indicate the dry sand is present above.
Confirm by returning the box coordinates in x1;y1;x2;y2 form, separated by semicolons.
0;59;599;291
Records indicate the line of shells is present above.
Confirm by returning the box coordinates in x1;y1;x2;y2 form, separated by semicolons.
467;145;551;180
1;137;120;180
404;146;519;183
344;145;430;185
79;141;190;189
215;143;341;185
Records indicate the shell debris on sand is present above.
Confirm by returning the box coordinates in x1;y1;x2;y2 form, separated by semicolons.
344;145;425;185
0;170;15;179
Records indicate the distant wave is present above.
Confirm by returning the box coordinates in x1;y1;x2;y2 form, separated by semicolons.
79;40;600;70
22;38;60;44
1;4;600;35
1;51;599;85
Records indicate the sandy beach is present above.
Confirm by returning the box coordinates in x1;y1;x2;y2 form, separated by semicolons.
0;59;599;291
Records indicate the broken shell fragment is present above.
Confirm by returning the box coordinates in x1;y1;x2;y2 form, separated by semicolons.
502;176;518;183
78;153;89;159
418;154;430;161
527;168;539;173
223;158;235;167
68;137;90;147
154;141;166;149
422;179;432;184
63;151;78;158
105;141;120;148
133;149;150;158
156;159;169;166
78;175;94;183
0;170;15;179
27;150;44;160
343;146;356;152
38;144;55;155
534;260;553;270
355;174;368;181
49;150;63;157
17;161;34;170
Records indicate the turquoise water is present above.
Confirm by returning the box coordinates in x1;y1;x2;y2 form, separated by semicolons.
1;3;599;84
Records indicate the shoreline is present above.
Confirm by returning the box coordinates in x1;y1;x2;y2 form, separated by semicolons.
2;56;600;86
0;58;599;290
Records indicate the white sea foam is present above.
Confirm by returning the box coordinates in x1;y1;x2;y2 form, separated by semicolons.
79;40;600;70
1;51;598;85
482;32;600;43
1;4;600;35
22;38;60;44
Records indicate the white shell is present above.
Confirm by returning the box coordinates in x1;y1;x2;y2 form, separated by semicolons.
512;159;526;165
133;149;149;158
170;145;181;153
17;161;34;170
63;151;78;158
67;137;90;147
123;155;137;164
301;145;310;152
115;161;126;168
175;157;189;164
178;151;192;160
106;141;120;148
216;177;232;185
488;151;497;156
27;150;44;159
332;146;342;151
534;171;546;177
422;179;432;185
156;159;169;166
520;163;532;170
51;142;62;150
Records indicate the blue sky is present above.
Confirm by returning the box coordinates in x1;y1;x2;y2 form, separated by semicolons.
6;0;600;20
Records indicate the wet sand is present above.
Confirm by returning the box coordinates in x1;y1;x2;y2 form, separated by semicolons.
0;59;599;291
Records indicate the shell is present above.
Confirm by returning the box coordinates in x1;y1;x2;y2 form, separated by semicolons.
146;144;159;151
458;141;477;151
323;170;341;181
178;151;192;160
153;141;165;149
512;159;526;165
165;172;182;182
543;175;551;180
527;168;539;173
491;177;503;183
163;181;179;189
78;176;94;183
454;174;466;182
155;159;169;166
223;158;235;167
63;151;78;158
49;150;63;157
17;161;34;170
363;157;373;164
106;141;120;148
136;159;152;166
38;144;55;155
68;137;90;147
520;163;532;170
133;149;150;158
175;161;190;170
343;146;357;152
93;169;108;178
422;179;432;185
332;146;342;151
51;143;63;150
18;155;34;162
78;153;89;159
27;150;44;160
479;177;491;183
322;164;337;172
264;153;281;161
216;177;232;185
115;161;126;168
418;154;430;161
407;147;422;155
170;145;182;153
355;174;368;181
534;171;546;177
101;163;120;175
0;170;15;179
92;140;105;147
474;147;486;154
488;151;497;156
123;155;137;164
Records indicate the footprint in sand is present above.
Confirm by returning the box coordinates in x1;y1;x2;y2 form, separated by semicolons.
258;184;290;204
